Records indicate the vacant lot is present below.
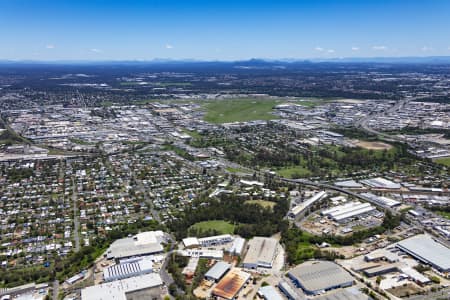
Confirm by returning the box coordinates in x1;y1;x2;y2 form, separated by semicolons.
351;139;393;150
189;220;235;235
387;283;423;298
203;99;280;123
244;200;276;209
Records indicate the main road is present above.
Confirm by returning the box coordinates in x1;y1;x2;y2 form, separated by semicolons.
355;96;427;142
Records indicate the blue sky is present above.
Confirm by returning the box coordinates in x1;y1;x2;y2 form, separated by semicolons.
0;0;449;61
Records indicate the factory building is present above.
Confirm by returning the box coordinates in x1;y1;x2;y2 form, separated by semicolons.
321;201;376;222
289;191;327;219
81;273;163;300
288;261;354;295
212;269;251;300
182;234;234;249
360;192;401;208
198;234;233;247
204;261;231;282
278;281;305;300
396;234;450;273
103;257;153;282
106;231;167;260
360;177;401;189
258;285;284;300
243;237;278;269
228;237;245;256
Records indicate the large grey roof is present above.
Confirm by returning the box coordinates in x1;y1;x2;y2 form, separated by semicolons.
396;234;450;271
315;287;371;300
288;261;354;293
81;273;162;300
204;261;231;280
243;237;278;266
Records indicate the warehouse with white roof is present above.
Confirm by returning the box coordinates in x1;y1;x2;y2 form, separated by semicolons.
103;257;153;282
289;191;327;219
360;192;401;208
106;231;167;260
81;273;163;300
243;237;278;269
360;177;401;189
396;234;450;273
321;201;376;222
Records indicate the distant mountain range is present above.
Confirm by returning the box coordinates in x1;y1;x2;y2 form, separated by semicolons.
2;56;450;66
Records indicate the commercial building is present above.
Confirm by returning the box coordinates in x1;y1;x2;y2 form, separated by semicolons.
178;249;224;259
212;269;251;300
81;273;163;300
314;287;371;300
243;237;278;269
106;231;166;260
321;201;376;222
334;180;364;189
278;281;305;300
360;192;401;208
289;191;327;219
396;234;450;273
103;257;153;282
360;177;401;189
204;261;231;282
182;237;200;249
258;285;284;300
288;261;354;295
198;234;233;247
228;237;245;256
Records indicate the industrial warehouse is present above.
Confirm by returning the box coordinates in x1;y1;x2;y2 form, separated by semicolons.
81;273;163;300
212;269;251;300
288;260;354;295
321;201;376;222
243;237;279;269
396;234;450;273
103;257;153;282
360;192;401;208
105;231;167;260
204;261;231;282
289;191;328;219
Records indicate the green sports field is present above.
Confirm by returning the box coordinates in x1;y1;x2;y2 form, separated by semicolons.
435;157;450;167
203;99;280;123
189;220;235;235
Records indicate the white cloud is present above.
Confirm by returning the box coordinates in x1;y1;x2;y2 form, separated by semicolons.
165;44;173;49
90;48;102;53
315;46;324;52
46;44;55;49
351;47;360;51
327;49;335;54
421;46;433;52
372;45;387;51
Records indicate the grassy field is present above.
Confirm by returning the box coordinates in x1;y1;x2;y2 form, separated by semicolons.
244;200;276;209
436;211;450;219
189;220;235;235
203;99;280;123
276;166;312;178
225;167;251;173
435;157;450;167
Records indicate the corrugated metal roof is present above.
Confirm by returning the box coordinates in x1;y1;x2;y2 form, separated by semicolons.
258;285;284;300
212;269;250;300
396;234;450;271
288;261;354;293
204;261;231;280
